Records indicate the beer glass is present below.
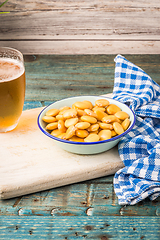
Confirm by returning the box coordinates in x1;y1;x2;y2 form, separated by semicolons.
0;47;26;132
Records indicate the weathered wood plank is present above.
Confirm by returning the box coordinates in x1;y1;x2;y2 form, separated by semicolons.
1;0;160;38
1;0;160;54
23;55;160;102
1;216;160;240
1;40;160;54
23;101;42;110
0;55;160;240
0;181;159;216
1;11;160;40
2;0;160;12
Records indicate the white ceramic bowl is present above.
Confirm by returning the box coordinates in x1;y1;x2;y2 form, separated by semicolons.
38;96;136;155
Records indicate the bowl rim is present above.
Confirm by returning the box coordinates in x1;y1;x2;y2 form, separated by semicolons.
37;95;136;145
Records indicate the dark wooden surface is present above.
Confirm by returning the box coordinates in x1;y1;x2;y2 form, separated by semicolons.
0;54;160;239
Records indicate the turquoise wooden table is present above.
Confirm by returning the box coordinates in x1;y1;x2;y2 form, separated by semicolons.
0;55;160;239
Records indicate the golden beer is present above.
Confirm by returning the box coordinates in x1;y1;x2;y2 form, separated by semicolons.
0;48;25;132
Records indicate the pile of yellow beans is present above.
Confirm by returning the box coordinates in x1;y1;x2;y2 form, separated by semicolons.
42;99;131;142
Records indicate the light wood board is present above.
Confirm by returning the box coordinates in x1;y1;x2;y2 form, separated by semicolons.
0;107;124;199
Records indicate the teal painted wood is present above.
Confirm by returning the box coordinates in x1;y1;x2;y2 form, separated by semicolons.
1;216;160;240
0;181;159;216
1;55;160;239
24;55;160;102
23;101;43;110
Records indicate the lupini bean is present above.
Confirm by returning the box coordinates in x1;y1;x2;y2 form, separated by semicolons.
102;115;118;124
83;100;93;109
76;129;89;138
99;122;113;130
65;125;77;139
115;111;129;120
75;122;91;130
56;132;66;139
121;118;130;130
46;122;58;130
65;117;79;128
113;122;124;135
69;136;84;142
89;130;99;134
77;109;86;117
81;115;97;124
51;129;62;137
59;106;70;112
46;108;59;117
74;101;90;110
95;99;109;107
88;123;99;132
59;107;71;115
84;109;97;118
63;109;77;119
84;133;99;142
58;120;67;133
93;109;107;121
42;116;57;123
111;130;117;137
56;114;65;121
98;130;111;140
92;106;105;112
71;103;78;110
106;104;121;115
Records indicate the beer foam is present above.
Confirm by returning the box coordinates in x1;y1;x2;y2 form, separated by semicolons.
0;58;24;82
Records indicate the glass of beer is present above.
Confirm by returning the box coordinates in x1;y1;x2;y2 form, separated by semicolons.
0;47;26;132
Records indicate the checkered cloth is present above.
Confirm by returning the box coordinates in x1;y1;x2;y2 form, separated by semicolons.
113;54;160;205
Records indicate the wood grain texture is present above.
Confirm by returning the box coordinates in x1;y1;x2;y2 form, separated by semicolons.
1;40;160;54
0;106;124;199
24;55;160;102
1;216;160;240
0;55;160;239
0;180;160;216
1;0;160;54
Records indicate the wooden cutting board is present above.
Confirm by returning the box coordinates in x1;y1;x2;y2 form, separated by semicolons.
0;106;124;199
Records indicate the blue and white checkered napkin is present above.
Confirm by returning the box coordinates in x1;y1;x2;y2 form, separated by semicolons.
112;54;160;205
